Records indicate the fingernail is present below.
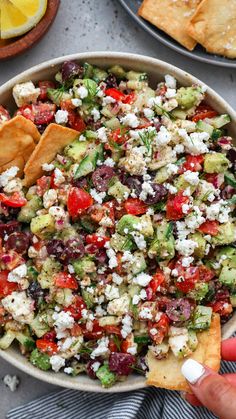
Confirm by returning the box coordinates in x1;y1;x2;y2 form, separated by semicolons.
180;391;187;400
181;359;206;384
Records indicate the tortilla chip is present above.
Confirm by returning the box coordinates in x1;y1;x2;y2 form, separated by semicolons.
23;123;79;187
146;314;221;391
188;0;236;58
0;116;40;175
138;0;201;50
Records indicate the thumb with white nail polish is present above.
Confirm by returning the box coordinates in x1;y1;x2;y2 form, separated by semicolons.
181;359;236;419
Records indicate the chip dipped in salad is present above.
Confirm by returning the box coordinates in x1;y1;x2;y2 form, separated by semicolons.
0;60;235;389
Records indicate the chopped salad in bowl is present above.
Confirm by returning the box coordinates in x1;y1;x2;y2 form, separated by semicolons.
0;59;235;389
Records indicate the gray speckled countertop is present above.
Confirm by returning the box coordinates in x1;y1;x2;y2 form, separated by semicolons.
0;0;235;417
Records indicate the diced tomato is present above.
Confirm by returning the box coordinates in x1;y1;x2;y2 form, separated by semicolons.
90;201;115;225
148;313;169;344
67;187;93;217
60;99;76;111
103;325;121;336
108;339;119;352
198;220;219;236
166;191;190;220
175;265;200;293
210;300;233;317
82;320;104;340
0;105;10;126
123;92;136;104
70;323;83;337
149;270;165;293
1;251;25;271
37;176;51;196
105;88;126;102
137;118;152;129
68;112;86;132
17;103;56;125
192;104;218;123
0;192;27;208
38;81;55;101
43;330;57;341
198;265;215;282
0;270;18;298
115;253;125;275
65;296;87;320
110;127;129;144
124;198;148;215
54;272;78;290
157;85;167;96
180;155;204;173
121;338;132;353
36;339;58;355
85;234;110;248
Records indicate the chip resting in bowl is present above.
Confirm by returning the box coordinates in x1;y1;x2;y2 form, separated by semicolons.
0;60;235;389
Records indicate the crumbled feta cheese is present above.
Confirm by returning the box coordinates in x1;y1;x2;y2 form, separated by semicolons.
147;96;162;108
132;295;141;305
121;314;133;338
102;95;116;105
120;113;139;128
175;239;198;256
183;170;200;186
58;336;76;351
71;98;82;107
139;181;155;201
79;134;86;141
206;200;231;223
183;187;191;197
165;183;177;194
3;178;22;194
43;189;57;209
91;362;101;372
50;355;65;372
64;367;73;375
179;129;209;155
55;110;68;125
42;163;54;172
13;81;40;107
95;305;106;317
52;310;74;339
165;88;176;99
140;289;147;300
182;257;194;267
112;273;123;285
2;291;34;324
90;188;106;204
133;273;152;287
173;144;184;154
107;294;130;316
139;307;153;320
8;264;28;288
76;86;88;99
165;75;177;89
185;206;205;230
155;126;171;146
3;375;20;392
0;166;19;188
91;108;100;122
91;337;109;359
143;108;154;119
103;157;115;167
171;269;179;277
106;247;118;269
53;168;65;186
131;232;146;250
127;343;138;355
105;285;119;301
97;127;107;143
166;163;178;176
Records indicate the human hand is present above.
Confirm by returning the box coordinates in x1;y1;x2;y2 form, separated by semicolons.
181;338;236;419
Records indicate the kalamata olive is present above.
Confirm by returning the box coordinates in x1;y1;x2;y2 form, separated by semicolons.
27;281;44;306
5;232;30;254
61;61;83;82
217;136;232;150
105;74;118;88
144;183;167;205
71;177;89;189
96;249;108;264
135;356;148;375
92;166;115;192
109;353;135;376
124;176;142;196
221;185;235;200
46;239;65;258
61;237;85;263
86;360;102;379
0;221;20;239
227;148;236;171
166;298;191;322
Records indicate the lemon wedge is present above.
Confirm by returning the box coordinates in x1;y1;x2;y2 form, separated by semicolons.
0;0;48;39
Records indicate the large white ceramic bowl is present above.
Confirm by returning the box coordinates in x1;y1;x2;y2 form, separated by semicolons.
0;52;235;392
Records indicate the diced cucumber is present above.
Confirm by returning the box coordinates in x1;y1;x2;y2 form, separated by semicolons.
230;294;236;307
171;109;187;120
47;88;72;106
126;70;147;81
83;62;94;79
74;144;103;179
0;330;16;349
81;288;96;309
104;117;120;130
93;67;108;83
30;349;51;371
65;140;88;162
207;114;231;129
30;313;50;338
189;306;212;330
96;364;116;388
196;120;214;136
108;65;127;79
15;332;35;350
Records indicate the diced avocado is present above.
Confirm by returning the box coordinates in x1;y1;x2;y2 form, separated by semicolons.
30;348;51;371
37;258;61;289
139;214;154;238
189;305;212;330
219;266;236;289
47;88;72;106
108;181;130;201
230;294;236;307
81;288;96;309
126;251;147;275
212;223;236;246
0;330;15;349
83;62;94;79
30;214;55;239
84;130;97;140
116;214;140;235
224;172;236;189
110;233;135;252
190;232;206;258
65;140;88;162
108;65;127;79
93;67;108;82
96;364;116;388
154;167;170;184
104;117;120;130
215;246;236;268
187;282;209;302
30;313;50;337
73;78;97;101
208;114;231;129
188;330;198;352
176;86;202;110
72;256;96;277
196;120;214;136
74;143;103;179
204;153;230;173
171;109;187;120
128;284;141;298
15;332;35;351
18;196;42;223
58;226;78;241
54;288;74;307
98;316;121;327
174;174;197;193
126;70;147;81
148;221;175;261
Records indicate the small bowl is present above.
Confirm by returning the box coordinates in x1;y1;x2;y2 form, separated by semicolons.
0;52;235;392
0;0;60;61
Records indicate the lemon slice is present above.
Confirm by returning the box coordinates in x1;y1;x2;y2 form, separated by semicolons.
0;0;48;39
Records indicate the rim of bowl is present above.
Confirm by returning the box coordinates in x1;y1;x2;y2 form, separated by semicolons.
0;51;235;393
